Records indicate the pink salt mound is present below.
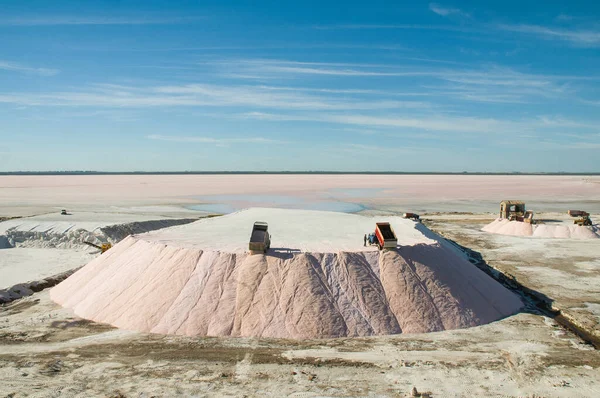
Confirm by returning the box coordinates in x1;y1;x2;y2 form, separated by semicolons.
481;218;533;237
51;208;523;339
482;218;599;239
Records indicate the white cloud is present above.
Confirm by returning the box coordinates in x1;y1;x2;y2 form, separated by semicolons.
537;116;599;129
312;24;473;32
240;111;600;137
240;111;525;134
146;134;284;145
429;3;470;18
555;14;574;22
537;140;600;150
498;24;600;46
0;16;201;26
0;83;430;110
0;61;58;76
322;114;514;133
343;143;427;152
221;60;583;104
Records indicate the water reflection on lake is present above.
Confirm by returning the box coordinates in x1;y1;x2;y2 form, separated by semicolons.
188;193;366;214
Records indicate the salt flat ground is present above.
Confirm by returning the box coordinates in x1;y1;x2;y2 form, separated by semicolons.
1;175;600;396
424;212;600;344
0;249;94;289
1;174;599;216
1;291;598;397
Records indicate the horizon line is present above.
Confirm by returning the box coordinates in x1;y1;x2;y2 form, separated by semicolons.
1;171;599;176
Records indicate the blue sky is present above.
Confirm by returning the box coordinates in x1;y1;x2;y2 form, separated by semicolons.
1;0;599;172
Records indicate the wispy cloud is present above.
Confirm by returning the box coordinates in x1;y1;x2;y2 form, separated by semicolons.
220;59;586;104
0;82;430;110
537;116;599;129
498;24;600;46
537;140;600;150
555;14;574;22
322;114;518;134
217;58;451;79
341;143;427;153
429;3;470;18
241;111;526;134
0;59;593;110
312;24;474;32
147;134;284;145
0;16;202;26
240;111;600;138
0;61;58;76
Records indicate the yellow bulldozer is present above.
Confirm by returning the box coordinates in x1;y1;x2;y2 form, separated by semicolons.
499;200;534;223
568;210;593;226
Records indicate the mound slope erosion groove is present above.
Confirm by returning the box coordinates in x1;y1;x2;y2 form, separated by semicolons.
51;209;523;339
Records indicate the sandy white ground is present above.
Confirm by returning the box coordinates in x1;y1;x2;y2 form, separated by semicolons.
2;291;598;398
0;248;93;289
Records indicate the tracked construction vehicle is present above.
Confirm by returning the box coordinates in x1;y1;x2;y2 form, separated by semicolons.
568;210;593;226
499;200;534;223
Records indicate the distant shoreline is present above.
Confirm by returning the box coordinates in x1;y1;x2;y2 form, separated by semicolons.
0;171;599;176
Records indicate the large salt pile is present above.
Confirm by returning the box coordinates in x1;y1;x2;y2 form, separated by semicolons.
51;208;522;339
483;219;599;239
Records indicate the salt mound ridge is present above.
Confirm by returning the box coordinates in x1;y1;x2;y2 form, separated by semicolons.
51;208;522;339
482;218;599;239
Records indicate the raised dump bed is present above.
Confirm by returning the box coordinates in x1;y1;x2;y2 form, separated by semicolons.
249;221;271;254
375;222;397;250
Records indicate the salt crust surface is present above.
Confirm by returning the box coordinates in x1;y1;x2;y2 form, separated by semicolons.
51;208;523;339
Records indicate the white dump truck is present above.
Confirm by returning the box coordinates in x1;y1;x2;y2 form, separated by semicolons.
249;221;271;254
